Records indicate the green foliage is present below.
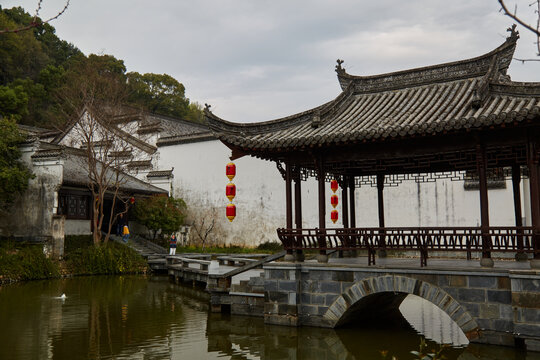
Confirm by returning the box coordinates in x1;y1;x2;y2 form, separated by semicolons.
0;6;203;128
0;117;33;210
127;72;189;117
134;196;187;238
0;84;28;120
0;242;59;281
65;241;147;275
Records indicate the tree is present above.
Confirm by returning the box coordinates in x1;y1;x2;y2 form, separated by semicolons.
498;0;540;57
127;72;189;116
0;1;70;35
0;117;33;212
133;196;187;241
54;54;138;246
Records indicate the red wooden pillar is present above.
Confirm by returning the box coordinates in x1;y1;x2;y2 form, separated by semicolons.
341;177;350;257
294;169;304;261
476;143;492;266
527;140;540;262
284;161;294;260
317;158;327;262
512;164;526;261
349;176;357;257
349;176;356;228
377;173;387;257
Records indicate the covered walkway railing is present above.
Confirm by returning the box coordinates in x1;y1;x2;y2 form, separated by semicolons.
277;227;536;267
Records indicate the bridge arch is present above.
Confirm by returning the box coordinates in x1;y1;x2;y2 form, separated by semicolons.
323;275;479;340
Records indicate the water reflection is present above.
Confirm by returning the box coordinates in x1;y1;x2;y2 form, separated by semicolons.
0;276;539;360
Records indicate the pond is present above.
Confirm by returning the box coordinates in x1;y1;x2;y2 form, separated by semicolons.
0;275;538;359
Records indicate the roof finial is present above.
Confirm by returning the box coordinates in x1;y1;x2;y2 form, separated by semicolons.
506;24;519;42
335;59;345;75
204;103;211;113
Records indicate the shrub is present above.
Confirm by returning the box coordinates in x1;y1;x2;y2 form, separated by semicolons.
66;242;147;275
0;242;59;281
256;241;283;252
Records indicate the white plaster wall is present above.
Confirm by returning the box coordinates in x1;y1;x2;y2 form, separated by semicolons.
159;140;523;246
0;150;64;239
65;220;91;235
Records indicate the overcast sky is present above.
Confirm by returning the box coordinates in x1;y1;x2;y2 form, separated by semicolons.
4;0;540;122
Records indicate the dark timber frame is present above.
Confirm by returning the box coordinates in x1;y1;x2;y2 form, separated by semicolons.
207;27;540;266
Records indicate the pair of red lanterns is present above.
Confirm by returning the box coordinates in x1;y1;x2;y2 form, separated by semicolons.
330;179;339;224
225;162;236;222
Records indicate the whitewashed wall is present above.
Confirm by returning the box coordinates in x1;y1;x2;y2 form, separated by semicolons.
158;139;526;247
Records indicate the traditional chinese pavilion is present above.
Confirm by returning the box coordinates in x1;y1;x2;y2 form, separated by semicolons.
206;26;540;267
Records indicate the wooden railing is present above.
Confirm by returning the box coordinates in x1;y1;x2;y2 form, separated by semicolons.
276;227;536;266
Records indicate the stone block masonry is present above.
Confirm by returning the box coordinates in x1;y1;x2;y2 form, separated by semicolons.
262;262;540;351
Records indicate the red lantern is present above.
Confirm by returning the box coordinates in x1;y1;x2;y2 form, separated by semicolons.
330;179;338;193
226;162;236;181
331;209;339;224
226;203;236;222
226;183;236;201
330;194;339;208
130;197;135;204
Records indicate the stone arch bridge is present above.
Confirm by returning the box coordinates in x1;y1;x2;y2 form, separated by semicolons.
262;261;540;351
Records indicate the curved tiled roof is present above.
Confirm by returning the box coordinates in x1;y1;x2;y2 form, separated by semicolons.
206;30;540;153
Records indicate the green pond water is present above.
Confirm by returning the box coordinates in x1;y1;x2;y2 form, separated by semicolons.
0;275;538;360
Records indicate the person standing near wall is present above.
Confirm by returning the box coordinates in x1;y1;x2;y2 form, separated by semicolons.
169;233;177;255
122;224;130;243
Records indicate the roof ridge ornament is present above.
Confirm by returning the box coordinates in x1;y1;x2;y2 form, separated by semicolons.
471;54;501;109
335;59;346;75
204;103;212;113
506;24;519;42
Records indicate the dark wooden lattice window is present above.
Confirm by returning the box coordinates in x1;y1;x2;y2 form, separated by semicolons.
463;168;506;190
58;193;90;219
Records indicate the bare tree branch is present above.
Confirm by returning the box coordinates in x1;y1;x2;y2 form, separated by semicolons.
0;0;70;34
499;0;540;56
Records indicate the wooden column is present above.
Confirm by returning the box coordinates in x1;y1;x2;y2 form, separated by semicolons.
317;158;327;261
512;164;526;260
284;161;293;259
341;178;350;257
527;140;540;261
342;179;349;228
476;144;492;262
377;173;387;256
294;169;303;261
349;176;356;228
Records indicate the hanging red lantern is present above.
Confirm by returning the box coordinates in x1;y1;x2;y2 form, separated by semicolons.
226;162;236;181
130;197;135;204
331;209;339;224
330;179;339;193
226;183;236;201
226;203;236;222
330;194;339;208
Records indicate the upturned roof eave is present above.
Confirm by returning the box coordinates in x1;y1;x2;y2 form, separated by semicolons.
336;30;519;90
